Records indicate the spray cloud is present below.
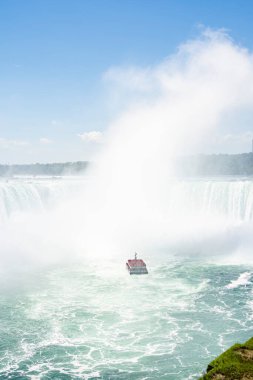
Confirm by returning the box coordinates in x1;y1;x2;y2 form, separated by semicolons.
1;29;253;266
81;29;253;257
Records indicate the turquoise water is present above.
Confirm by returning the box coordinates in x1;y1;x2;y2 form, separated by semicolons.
1;177;253;379
0;258;252;380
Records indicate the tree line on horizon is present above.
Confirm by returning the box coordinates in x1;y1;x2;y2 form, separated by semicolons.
0;153;253;176
0;161;89;176
176;153;253;176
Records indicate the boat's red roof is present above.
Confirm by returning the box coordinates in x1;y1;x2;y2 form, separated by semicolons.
127;259;146;267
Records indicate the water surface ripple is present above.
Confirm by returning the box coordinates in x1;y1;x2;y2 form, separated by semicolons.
0;259;252;380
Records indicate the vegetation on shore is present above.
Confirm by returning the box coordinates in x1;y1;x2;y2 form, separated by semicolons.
1;153;253;177
177;153;253;176
0;161;89;176
199;337;253;379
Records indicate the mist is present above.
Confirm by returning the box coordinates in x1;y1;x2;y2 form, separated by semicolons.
81;29;253;259
2;30;253;267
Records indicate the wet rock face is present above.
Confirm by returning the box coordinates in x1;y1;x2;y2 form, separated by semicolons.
199;338;253;380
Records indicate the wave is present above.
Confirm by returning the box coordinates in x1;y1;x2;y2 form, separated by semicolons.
226;272;252;289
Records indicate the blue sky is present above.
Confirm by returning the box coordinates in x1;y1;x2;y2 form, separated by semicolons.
1;0;253;163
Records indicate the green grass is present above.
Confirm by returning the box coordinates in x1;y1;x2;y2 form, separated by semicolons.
199;337;253;379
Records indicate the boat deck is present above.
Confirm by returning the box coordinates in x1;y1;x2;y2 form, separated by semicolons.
126;259;148;275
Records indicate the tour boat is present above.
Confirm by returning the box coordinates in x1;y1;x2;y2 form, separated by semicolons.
126;253;148;275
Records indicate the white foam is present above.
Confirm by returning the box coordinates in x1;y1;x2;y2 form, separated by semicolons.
226;271;252;289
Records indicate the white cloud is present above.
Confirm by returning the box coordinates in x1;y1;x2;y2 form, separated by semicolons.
204;131;253;153
0;138;29;149
217;132;253;143
51;120;62;126
39;137;53;144
78;131;103;143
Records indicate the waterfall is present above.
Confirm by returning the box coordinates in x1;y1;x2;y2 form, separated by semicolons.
1;176;253;264
1;178;253;224
0;178;85;224
165;179;253;221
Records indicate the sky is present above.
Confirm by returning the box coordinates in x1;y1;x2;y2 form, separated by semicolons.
1;0;253;163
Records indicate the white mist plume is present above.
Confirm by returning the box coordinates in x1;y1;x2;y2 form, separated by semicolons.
81;29;253;257
2;29;253;266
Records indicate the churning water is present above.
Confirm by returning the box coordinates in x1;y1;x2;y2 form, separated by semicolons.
0;177;253;380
